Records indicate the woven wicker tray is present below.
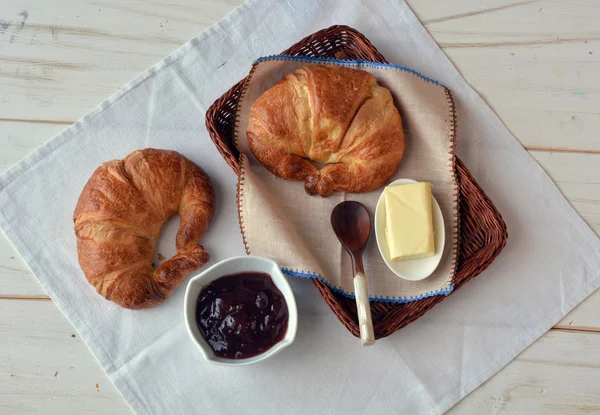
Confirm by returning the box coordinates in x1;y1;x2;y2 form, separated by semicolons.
205;25;507;339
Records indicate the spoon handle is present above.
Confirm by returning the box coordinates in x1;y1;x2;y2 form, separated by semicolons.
353;272;375;346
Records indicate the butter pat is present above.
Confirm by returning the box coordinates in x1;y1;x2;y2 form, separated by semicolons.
384;182;435;261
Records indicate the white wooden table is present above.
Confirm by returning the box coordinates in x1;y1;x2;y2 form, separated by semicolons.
2;1;599;413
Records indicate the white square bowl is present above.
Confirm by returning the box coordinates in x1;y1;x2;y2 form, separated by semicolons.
183;256;298;366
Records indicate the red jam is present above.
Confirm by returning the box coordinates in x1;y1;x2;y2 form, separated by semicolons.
195;272;289;359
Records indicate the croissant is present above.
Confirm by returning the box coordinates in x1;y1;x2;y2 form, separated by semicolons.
73;149;214;309
247;64;405;197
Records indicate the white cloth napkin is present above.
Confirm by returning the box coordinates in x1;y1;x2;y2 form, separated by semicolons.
1;1;599;414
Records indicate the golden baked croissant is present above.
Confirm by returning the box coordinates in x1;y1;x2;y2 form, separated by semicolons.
73;149;214;309
247;64;405;196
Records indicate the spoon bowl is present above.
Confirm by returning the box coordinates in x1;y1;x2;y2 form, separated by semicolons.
331;201;371;255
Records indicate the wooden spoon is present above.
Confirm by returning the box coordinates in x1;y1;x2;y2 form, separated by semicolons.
331;201;375;346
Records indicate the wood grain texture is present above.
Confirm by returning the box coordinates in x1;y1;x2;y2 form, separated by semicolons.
1;300;131;414
448;330;600;414
0;121;67;173
411;0;600;152
5;299;600;415
0;0;244;121
559;292;600;330
531;151;600;237
0;0;597;151
0;235;48;297
447;43;600;152
1;0;600;413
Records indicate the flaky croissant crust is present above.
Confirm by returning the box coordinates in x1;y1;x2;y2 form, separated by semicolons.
73;149;214;309
247;65;405;196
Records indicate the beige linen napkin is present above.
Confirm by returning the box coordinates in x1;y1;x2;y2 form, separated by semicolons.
235;56;458;301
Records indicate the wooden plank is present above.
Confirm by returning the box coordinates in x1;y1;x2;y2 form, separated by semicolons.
558;291;600;330
531;151;600;237
0;299;131;414
0;0;243;121
0;121;67;174
411;0;543;25
4;298;600;414
410;0;600;152
0;0;598;152
415;0;600;45
0;227;48;297
449;329;600;414
443;43;600;152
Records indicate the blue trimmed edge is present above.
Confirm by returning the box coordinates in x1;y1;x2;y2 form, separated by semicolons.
253;54;446;88
281;268;454;304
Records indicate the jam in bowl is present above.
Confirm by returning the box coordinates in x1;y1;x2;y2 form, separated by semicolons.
196;272;289;359
184;256;298;366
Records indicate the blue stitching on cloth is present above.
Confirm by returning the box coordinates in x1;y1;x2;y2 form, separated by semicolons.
254;54;446;88
253;54;451;303
281;268;454;304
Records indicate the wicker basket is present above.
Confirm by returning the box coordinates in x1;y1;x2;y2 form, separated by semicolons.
205;25;508;339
